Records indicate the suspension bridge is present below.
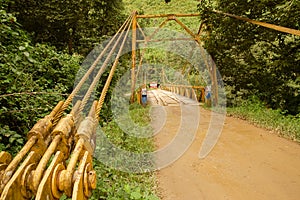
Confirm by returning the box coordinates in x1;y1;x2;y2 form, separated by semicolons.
0;10;299;200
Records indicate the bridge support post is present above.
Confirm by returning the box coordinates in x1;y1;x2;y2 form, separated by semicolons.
211;62;218;106
192;89;197;100
130;11;138;103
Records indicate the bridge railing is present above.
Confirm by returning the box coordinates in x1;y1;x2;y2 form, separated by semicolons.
162;84;205;102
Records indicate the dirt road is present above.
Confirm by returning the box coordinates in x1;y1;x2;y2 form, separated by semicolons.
149;90;300;200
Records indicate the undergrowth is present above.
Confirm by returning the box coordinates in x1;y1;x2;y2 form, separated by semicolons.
227;96;300;142
90;103;159;200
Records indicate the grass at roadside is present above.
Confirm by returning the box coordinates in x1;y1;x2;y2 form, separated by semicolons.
90;103;159;200
227;97;300;142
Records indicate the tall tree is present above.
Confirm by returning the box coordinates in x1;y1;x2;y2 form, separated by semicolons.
9;0;125;54
0;1;81;153
198;0;300;114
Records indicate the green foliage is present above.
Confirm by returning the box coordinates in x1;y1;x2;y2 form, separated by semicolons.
124;0;200;33
100;103;153;153
124;0;199;15
1;1;160;199
227;96;300;141
198;0;300;115
91;104;159;200
0;125;23;154
0;3;81;154
9;0;125;54
123;0;208;87
98;53;133;123
92;162;159;200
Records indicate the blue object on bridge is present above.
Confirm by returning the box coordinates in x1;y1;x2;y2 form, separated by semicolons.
142;95;147;105
141;88;147;106
206;92;211;99
205;85;211;99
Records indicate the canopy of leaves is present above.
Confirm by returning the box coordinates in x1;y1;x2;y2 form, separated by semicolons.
8;0;125;55
0;1;81;154
198;0;300;114
0;0;128;154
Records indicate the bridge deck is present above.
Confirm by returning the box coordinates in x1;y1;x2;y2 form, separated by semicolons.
147;89;200;106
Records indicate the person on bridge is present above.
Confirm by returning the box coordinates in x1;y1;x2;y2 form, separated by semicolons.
141;86;147;106
205;85;211;107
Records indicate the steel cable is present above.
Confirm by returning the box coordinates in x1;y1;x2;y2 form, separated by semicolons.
77;14;134;118
52;14;134;126
96;14;134;120
212;9;300;37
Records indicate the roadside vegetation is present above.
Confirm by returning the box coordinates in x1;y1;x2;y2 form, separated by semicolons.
1;0;161;199
0;1;81;154
227;96;300;141
0;0;125;153
198;0;299;140
91;103;159;200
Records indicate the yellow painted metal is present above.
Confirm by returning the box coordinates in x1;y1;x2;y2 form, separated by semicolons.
0;151;41;200
211;62;218;106
21;163;36;198
0;101;63;190
0;152;10;181
137;22;147;40
62;138;84;197
51;113;76;158
31;135;62;192
174;17;198;41
52;102;98;199
0;14;130;198
213;9;300;37
137;13;201;19
35;151;65;200
163;84;205;102
164;84;204;89
137;88;142;104
147;18;169;41
0;152;11;165
130;11;138;103
72;151;93;200
0;136;38;194
84;163;96;192
137;37;195;43
133;12;218;105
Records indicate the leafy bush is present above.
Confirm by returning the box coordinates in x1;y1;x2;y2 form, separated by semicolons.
92;104;159;200
10;0;125;54
198;0;300;115
227;96;300;141
0;4;81;154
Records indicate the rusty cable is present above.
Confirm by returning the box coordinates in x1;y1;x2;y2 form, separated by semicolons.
77;14;134;117
96;15;134;120
212;9;300;37
52;14;134;126
30;14;135;199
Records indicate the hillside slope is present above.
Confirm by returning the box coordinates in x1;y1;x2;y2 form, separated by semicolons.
123;0;200;32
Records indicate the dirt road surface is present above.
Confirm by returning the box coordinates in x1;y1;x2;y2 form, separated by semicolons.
148;89;300;200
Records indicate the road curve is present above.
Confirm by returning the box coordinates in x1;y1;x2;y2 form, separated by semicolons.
151;90;300;200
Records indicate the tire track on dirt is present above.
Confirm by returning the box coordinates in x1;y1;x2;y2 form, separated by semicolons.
150;92;300;200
